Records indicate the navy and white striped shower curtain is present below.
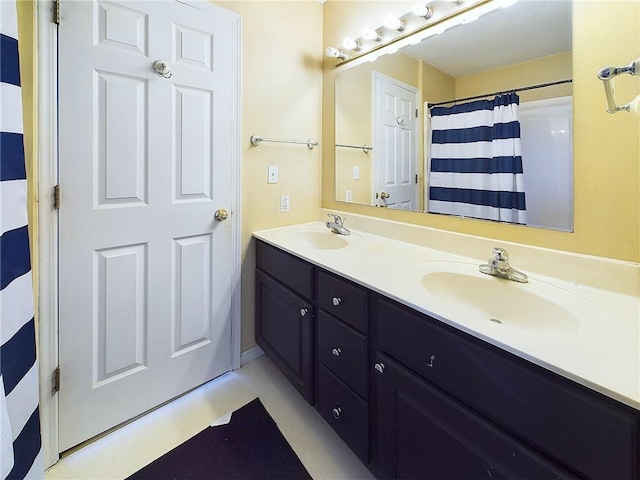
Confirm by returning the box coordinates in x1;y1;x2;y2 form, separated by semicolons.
428;93;527;224
1;1;44;478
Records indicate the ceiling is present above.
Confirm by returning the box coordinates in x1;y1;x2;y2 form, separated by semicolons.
400;0;572;78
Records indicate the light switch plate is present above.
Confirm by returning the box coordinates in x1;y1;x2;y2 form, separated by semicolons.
353;166;360;180
268;165;278;184
346;190;353;202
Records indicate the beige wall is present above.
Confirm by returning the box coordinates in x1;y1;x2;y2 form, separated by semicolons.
456;52;573;102
323;1;640;263
215;1;324;352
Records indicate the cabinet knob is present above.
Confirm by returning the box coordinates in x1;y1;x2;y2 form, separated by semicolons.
332;297;342;306
332;407;342;420
300;308;308;317
374;363;385;375
332;347;341;358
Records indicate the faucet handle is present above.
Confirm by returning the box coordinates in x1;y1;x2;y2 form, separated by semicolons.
326;213;343;225
492;247;509;262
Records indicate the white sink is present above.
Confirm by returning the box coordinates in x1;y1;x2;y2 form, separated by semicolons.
406;261;602;334
289;231;350;250
275;227;364;251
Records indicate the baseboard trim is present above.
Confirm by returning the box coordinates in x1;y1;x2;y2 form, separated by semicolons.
240;346;264;366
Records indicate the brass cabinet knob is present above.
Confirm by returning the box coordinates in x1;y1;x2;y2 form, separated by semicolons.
214;209;229;221
332;297;342;306
332;348;341;357
332;407;341;420
374;363;385;375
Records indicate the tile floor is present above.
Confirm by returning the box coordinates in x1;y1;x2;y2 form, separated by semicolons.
45;354;375;479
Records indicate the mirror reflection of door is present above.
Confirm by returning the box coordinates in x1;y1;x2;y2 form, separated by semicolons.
373;72;419;210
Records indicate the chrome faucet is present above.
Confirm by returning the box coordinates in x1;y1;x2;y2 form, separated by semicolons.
326;214;351;236
479;247;528;283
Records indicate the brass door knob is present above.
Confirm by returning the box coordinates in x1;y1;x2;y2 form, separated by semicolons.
380;192;390;200
214;209;229;221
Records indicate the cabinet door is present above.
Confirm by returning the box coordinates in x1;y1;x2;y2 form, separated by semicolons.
256;269;314;403
375;352;576;480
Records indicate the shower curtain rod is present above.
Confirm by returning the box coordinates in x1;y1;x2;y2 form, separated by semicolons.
427;79;573;108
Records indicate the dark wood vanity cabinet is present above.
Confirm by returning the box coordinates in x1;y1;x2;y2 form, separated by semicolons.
374;296;640;480
375;352;576;480
255;241;314;403
316;270;370;463
255;239;640;479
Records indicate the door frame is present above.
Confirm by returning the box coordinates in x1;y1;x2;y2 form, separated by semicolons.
36;0;242;467
371;71;420;208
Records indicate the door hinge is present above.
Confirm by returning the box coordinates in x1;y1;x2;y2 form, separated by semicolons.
416;174;418;184
53;366;61;393
415;108;418;118
53;184;61;209
53;0;60;25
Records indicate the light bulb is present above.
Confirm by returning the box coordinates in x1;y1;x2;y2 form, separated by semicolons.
342;38;361;51
362;27;381;42
412;3;433;19
384;14;405;32
325;47;347;60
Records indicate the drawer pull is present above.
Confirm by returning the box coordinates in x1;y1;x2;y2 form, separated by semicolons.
332;297;342;306
300;308;308;317
427;355;435;368
332;347;341;357
374;363;385;375
332;407;342;420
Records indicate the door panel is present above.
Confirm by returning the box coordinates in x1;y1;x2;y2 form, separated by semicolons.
58;0;239;451
374;72;419;210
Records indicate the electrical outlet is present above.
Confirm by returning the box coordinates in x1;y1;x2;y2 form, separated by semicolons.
353;166;360;180
280;194;290;212
268;165;278;184
346;190;353;203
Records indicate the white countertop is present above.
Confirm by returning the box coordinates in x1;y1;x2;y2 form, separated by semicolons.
253;215;640;410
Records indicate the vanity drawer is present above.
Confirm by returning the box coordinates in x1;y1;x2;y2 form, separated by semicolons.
318;364;369;463
376;295;640;480
256;240;313;300
317;270;367;333
318;310;368;399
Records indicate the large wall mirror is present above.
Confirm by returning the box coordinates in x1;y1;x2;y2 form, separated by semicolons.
334;0;574;231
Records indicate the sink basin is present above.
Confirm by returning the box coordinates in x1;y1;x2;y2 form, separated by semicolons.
407;262;585;334
287;230;362;250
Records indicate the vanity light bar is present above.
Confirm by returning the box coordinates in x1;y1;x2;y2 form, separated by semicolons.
328;0;517;67
327;0;509;67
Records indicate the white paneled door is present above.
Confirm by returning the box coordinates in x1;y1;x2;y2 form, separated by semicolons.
373;72;419;210
58;0;239;451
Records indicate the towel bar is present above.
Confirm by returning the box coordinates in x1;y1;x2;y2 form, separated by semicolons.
250;134;318;149
335;143;373;153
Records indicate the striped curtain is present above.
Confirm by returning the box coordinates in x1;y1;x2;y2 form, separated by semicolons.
428;93;527;224
1;1;44;478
